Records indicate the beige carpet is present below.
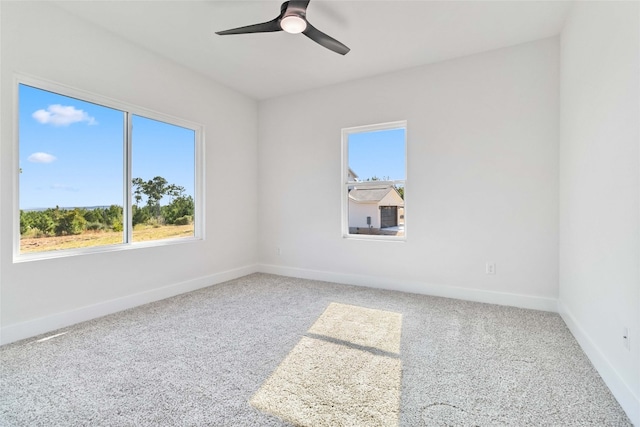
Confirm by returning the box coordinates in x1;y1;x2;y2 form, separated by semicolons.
251;303;402;426
0;273;632;426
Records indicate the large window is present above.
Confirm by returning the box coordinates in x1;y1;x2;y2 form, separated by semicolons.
342;121;407;240
16;79;202;259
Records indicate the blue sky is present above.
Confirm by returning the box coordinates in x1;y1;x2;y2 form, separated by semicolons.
348;128;406;182
19;84;194;209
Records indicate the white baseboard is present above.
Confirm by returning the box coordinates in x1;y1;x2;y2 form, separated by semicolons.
0;264;556;347
257;264;558;312
0;264;258;346
4;263;635;424
558;300;640;426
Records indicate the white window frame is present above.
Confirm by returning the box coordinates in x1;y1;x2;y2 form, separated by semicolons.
13;74;205;262
341;120;407;241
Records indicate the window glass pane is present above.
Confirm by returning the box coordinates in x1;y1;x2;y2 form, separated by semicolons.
347;185;405;237
19;84;124;253
348;128;405;182
346;126;405;237
131;115;195;242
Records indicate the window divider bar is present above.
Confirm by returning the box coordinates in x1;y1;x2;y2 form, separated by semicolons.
346;180;405;187
124;112;133;244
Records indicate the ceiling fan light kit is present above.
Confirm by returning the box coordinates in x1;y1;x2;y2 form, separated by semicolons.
280;15;307;34
215;0;350;55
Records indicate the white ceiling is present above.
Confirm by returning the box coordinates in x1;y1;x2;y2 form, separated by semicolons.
54;1;573;100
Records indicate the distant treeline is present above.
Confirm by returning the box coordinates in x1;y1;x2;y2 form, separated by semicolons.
21;176;194;237
20;198;194;237
21;205;125;237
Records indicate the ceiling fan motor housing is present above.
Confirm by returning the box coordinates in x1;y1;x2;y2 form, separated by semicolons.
280;2;307;34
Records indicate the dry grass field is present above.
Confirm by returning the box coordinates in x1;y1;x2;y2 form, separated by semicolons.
20;224;194;253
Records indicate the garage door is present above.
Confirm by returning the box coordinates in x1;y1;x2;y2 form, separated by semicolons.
380;206;398;228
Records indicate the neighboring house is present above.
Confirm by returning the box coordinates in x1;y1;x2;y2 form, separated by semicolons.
347;168;359;183
347;168;359;192
348;185;404;233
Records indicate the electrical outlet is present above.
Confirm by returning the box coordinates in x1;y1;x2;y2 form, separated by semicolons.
485;262;496;275
623;327;630;351
276;247;282;256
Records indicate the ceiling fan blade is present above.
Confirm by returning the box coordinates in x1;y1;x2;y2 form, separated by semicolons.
216;18;281;35
303;22;350;55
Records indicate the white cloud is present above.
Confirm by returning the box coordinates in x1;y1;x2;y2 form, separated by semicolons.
32;104;97;126
28;152;57;163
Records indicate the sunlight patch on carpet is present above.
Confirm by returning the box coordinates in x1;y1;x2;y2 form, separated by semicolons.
250;303;402;426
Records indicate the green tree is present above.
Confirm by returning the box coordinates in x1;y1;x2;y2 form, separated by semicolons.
132;176;186;222
20;210;46;235
364;175;390;182
31;210;55;236
20;210;32;235
83;208;99;224
132;204;150;227
54;209;86;236
104;205;123;231
162;195;194;224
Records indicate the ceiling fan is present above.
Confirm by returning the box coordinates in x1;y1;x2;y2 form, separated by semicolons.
215;0;350;55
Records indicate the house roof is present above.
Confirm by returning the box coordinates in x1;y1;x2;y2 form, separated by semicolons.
349;186;399;203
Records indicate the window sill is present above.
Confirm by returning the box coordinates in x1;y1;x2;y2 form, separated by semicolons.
13;236;203;263
342;234;406;242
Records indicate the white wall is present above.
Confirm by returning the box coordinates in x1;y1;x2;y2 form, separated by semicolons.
559;2;640;424
0;2;258;343
258;38;560;310
349;201;380;229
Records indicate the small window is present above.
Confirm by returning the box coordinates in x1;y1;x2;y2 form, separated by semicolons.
342;121;406;240
17;79;201;259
